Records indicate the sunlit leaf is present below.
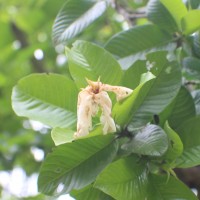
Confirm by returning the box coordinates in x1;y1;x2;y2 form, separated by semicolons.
163;121;183;162
160;0;188;30
12;74;78;129
68;40;123;88
52;0;109;45
181;10;200;35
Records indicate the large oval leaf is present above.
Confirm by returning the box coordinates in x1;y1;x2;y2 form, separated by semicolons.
160;0;188;30
105;24;172;59
12;74;78;129
183;57;200;81
52;0;109;45
129;51;181;128
122;124;168;156
175;116;200;168
181;10;200;35
94;156;149;200
168;86;196;129
95;155;197;200
68;40;123;88
71;185;114;200
147;0;178;32
38;134;118;196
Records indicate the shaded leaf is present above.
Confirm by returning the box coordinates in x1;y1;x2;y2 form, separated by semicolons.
183;57;200;81
182;10;200;35
122;124;168;156
52;0;109;45
95;155;149;200
191;90;200;114
12;74;78;129
38;134;118;196
105;24;172;59
168;86;196;129
68;40;123;88
147;174;198;200
71;185;114;200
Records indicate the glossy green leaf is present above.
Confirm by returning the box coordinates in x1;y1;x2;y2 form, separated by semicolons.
176;145;200;168
191;90;200;114
168;86;196;129
147;0;178;32
68;40;123;88
147;174;198;200
51;128;74;146
182;10;200;35
129;51;181;128
122;60;147;89
12;74;78;129
122;124;168;156
52;0;109;45
113;72;155;127
192;32;200;58
105;24;172;59
183;57;200;81
160;0;188;30
71;185;114;200
38;134;118;196
177;116;200;149
175;116;200;169
163;121;183;162
95;155;197;200
95;156;149;200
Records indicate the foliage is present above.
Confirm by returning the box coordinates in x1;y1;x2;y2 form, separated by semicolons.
4;0;200;199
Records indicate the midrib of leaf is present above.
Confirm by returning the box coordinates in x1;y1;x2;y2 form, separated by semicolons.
43;137;116;187
60;1;107;40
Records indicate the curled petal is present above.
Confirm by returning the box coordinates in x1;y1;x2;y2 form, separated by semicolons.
103;84;133;101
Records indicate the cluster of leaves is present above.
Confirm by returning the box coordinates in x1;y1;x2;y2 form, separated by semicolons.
12;0;200;199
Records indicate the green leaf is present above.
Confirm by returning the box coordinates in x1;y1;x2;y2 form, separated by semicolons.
176;116;200;148
71;185;114;200
38;134;118;196
182;10;200;35
68;40;123;88
163;121;183;162
147;174;198;200
94;155;149;200
147;0;178;32
168;86;196;129
129;51;181;128
183;57;200;81
12;74;78;129
122;124;168;156
122;60;147;89
95;155;197;200
160;0;188;30
52;0;109;45
175;116;200;168
105;24;172;59
51;128;74;146
113;72;155;127
191;90;200;114
192;32;200;58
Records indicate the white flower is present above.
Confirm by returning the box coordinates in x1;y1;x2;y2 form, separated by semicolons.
74;78;133;138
